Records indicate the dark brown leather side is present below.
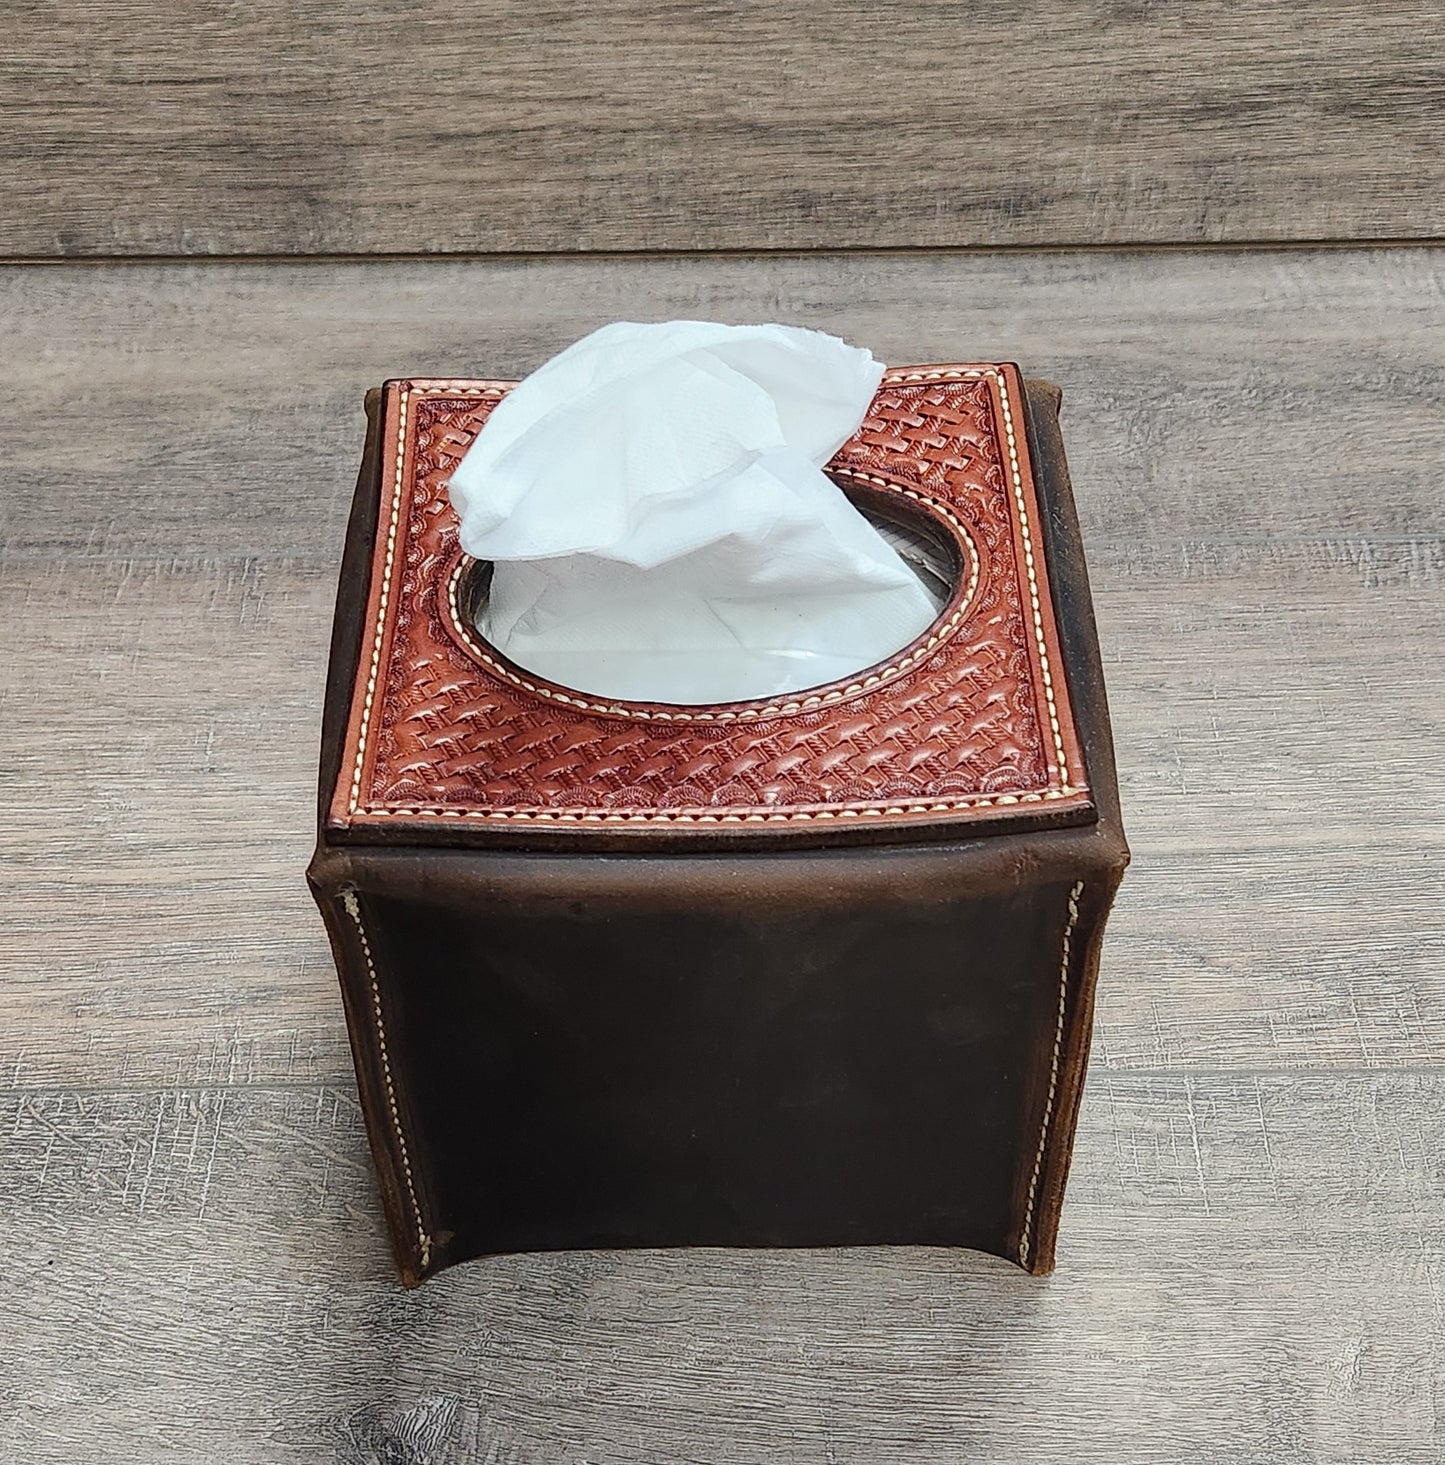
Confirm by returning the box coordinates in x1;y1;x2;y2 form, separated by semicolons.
315;388;383;830
1017;380;1128;1270
308;390;435;1283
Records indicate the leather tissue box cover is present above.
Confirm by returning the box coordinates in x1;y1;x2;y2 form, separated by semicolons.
308;364;1128;1285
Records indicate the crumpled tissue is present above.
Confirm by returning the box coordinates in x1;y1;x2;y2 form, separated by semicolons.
446;320;942;704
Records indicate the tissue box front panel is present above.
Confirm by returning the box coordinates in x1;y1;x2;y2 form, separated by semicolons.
326;365;1091;845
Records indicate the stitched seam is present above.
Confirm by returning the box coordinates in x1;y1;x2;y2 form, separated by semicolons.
994;374;1070;786
1018;879;1084;1269
357;787;1084;823
339;889;431;1271
442;479;981;723
413;385;509;395
345;368;1077;823
347;385;507;815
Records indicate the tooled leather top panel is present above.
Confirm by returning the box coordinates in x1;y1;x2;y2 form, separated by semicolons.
328;364;1091;843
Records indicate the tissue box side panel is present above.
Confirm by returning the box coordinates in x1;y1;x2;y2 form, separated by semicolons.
311;821;1124;1283
315;390;382;829
1010;380;1129;1269
324;367;1094;848
307;394;436;1285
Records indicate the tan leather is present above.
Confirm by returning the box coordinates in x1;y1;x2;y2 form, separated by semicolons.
327;365;1091;847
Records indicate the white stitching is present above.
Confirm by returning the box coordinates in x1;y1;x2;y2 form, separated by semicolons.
339;889;432;1271
344;368;1081;826
357;786;1082;824
347;384;510;816
1018;879;1084;1269
994;374;1070;786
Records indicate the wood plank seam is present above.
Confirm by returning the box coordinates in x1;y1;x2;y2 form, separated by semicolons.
1019;879;1083;1268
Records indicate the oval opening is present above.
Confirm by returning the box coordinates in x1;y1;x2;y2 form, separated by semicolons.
454;490;964;707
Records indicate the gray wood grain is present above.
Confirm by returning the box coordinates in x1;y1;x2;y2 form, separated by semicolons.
5;248;1444;563
2;245;1442;1087
1;245;1442;1460
4;1075;1442;1462
1;2;1442;256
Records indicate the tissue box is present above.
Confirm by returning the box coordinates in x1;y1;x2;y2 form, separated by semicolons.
308;365;1128;1285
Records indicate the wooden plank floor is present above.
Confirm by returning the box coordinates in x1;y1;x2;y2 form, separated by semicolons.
2;247;1442;1462
3;2;1442;255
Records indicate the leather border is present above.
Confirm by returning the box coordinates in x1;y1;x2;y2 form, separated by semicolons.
326;364;1093;847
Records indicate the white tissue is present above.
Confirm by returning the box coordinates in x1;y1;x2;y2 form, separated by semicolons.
447;320;942;705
